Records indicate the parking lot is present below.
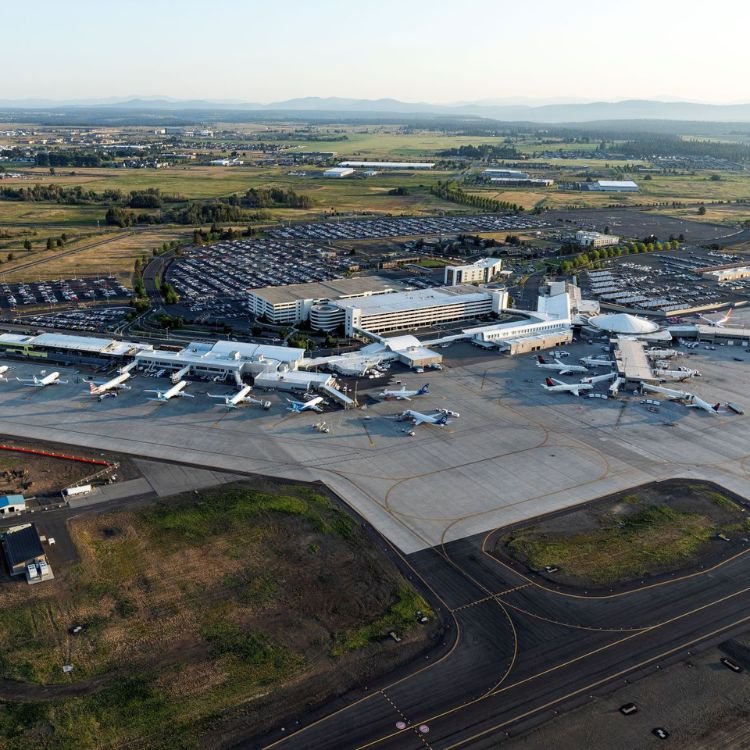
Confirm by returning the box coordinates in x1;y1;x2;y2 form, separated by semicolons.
270;213;547;241
166;239;353;310
584;248;746;313
1;277;130;309
18;307;130;333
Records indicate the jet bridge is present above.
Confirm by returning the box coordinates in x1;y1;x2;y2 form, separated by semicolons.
319;383;355;409
170;364;192;384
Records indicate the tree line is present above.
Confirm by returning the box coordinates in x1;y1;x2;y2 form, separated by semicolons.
430;180;522;213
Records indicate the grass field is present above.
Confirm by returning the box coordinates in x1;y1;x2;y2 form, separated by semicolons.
498;481;750;587
0;481;432;749
0;228;189;283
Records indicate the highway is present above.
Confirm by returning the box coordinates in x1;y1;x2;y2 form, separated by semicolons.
251;531;750;750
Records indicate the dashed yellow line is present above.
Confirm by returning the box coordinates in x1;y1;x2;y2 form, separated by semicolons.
451;583;531;613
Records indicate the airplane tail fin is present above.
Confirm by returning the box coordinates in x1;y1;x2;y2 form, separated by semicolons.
714;403;721;412
418;384;429;395
537;355;545;364
545;377;555;387
88;382;97;394
437;414;449;425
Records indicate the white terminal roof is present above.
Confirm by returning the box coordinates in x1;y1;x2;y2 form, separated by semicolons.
139;340;304;366
336;286;491;315
615;338;654;381
0;332;151;356
589;313;659;335
338;161;435;169
448;257;502;270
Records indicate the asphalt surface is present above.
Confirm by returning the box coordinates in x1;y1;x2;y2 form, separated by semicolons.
250;529;750;750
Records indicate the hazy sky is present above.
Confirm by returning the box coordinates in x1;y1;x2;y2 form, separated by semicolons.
3;0;748;103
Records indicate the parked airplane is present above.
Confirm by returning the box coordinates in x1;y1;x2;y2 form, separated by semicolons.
579;356;614;368
699;308;733;327
379;383;429;401
580;371;618;385
399;409;450;427
88;372;131;396
687;395;721;415
144;380;193;402
286;395;324;413
535;355;588;376
208;385;271;410
17;371;67;387
640;382;691;400
542;377;593;396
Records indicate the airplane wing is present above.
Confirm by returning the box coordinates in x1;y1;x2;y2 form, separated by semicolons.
143;390;161;395
411;417;427;426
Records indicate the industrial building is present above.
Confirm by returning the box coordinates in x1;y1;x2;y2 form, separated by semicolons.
323;167;354;178
702;266;750;282
338;161;435;170
337;286;507;336
1;524;53;583
483;168;529;179
0;495;25;515
490;177;554;187
575;230;620;248
248;276;405;327
585;180;639;192
444;258;503;285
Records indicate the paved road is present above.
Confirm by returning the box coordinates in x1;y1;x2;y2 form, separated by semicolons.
249;532;750;750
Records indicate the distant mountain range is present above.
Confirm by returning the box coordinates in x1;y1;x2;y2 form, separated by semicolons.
3;96;750;123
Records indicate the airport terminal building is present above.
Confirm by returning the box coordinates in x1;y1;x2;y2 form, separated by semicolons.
248;276;405;327
337;286;507;336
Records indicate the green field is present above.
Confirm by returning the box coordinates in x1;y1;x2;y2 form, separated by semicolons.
0;482;432;748
498;481;750;587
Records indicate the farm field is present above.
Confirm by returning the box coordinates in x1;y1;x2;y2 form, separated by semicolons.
0;480;434;749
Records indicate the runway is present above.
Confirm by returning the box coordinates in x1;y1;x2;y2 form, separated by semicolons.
251;527;750;750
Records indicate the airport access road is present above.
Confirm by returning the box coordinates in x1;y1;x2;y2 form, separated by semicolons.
253;528;750;750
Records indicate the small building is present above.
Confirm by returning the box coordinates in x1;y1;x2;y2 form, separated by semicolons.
575;230;620;248
444;258;503;286
1;523;53;583
0;495;25;515
483;168;529;179
323;167;355;178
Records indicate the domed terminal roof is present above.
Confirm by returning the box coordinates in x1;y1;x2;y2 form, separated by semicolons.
588;313;660;334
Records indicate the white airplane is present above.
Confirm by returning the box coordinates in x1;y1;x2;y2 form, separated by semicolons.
399;409;450;427
208;385;271;410
88;372;131;396
640;382;691;401
699;308;733;327
0;365;9;381
144;380;194;402
17;371;68;387
379;383;429;401
580;371;618;385
579;356;614;368
654;367;701;382
535;355;588;376
286;395;324;413
542;377;593;396
687;395;721;415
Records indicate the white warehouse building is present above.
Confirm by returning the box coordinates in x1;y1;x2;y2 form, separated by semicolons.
336;286;507;336
575;230;620;248
323;167;355;178
444;257;503;285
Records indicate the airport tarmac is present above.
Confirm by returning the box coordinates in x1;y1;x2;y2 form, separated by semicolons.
1;339;749;554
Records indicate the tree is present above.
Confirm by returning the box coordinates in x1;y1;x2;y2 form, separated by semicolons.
7;253;14;261
23;240;32;251
698;206;707;215
46;237;55;250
